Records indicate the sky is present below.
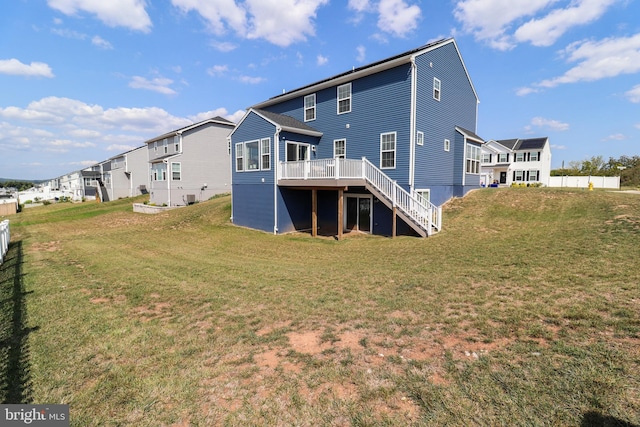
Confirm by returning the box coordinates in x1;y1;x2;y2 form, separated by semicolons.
1;0;639;180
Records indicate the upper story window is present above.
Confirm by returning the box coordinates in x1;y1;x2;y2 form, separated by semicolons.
433;78;441;101
304;94;316;122
235;143;244;172
380;132;396;169
174;135;180;152
481;153;492;163
163;138;168;154
261;138;271;170
334;139;346;158
154;141;158;152
416;131;424;146
286;141;309;162
444;139;450;152
498;153;508;163
337;83;351;114
245;140;259;170
466;144;480;174
530;151;539;161
516;152;524;162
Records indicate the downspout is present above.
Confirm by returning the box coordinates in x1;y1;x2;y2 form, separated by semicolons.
164;159;171;206
462;136;466;187
227;135;233;222
274;127;281;235
409;57;417;192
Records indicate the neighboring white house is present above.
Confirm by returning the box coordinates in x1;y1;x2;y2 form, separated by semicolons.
480;137;551;187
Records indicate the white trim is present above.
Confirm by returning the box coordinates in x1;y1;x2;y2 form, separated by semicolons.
260;137;271;170
304;93;316;122
337;83;352;114
433;77;441;101
333;138;346;158
444;138;450;152
274;130;280;235
170;161;181;181
380;132;397;169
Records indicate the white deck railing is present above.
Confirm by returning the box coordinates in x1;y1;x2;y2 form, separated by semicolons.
0;220;9;265
278;158;442;235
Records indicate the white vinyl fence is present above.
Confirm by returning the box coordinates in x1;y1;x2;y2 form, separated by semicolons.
549;176;620;189
0;220;9;265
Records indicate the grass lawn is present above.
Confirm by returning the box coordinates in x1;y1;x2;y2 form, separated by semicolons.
1;188;639;426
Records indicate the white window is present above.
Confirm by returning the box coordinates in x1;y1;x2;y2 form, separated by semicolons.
334;139;346;158
466;144;480;174
416;189;430;205
433;78;441;101
163;138;168;154
261;138;271;170
529;170;539;181
337;83;351;114
245;140;259;170
516;152;524;162
498;153;508;163
235;143;244;172
514;170;524;181
416;131;424;146
530;151;539;161
154;141;158;152
481;153;491;163
151;163;166;181
286;142;310;162
174;136;180;152
380;132;396;169
171;162;181;181
444;139;450;152
304;94;316;122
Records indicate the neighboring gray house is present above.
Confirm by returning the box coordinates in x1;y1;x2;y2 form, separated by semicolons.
103;145;149;201
146;117;235;206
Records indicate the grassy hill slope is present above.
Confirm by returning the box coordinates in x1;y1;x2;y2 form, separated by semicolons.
3;189;639;425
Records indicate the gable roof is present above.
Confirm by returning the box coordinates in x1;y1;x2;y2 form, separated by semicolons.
231;108;323;138
251;38;478;110
145;116;235;145
494;137;548;151
455;126;484;144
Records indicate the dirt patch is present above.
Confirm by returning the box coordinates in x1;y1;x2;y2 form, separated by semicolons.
89;297;110;304
287;331;330;354
29;241;61;252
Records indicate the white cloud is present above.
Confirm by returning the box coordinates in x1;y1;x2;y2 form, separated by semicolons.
210;40;237;52
189;108;245;124
515;86;540;96
625;84;640;103
377;0;421;37
454;0;619;50
529;116;570;131
237;75;265;84
92;35;113;49
129;76;178;95
601;133;626;141
173;0;328;47
106;144;137;152
356;45;366;63
47;0;152;32
537;33;640;88
316;54;328;66
514;0;617;47
551;144;567;149
51;27;87;40
207;65;229;76
348;0;372;13
0;59;54;78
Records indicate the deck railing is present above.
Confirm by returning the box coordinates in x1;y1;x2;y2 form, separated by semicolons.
278;158;442;235
0;220;9;265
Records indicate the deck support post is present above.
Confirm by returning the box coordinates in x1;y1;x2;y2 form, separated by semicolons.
337;189;344;240
312;189;317;238
392;206;397;238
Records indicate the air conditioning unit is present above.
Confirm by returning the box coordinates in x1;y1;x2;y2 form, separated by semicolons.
186;194;196;205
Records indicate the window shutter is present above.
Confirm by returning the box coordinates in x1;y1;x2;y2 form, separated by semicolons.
489;154;492;163
513;171;516;181
538;151;541;160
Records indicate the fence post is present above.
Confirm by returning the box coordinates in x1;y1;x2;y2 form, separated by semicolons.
0;220;9;265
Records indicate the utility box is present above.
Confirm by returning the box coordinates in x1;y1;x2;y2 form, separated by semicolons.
186;194;196;205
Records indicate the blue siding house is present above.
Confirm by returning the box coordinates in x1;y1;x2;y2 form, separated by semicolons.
229;38;483;238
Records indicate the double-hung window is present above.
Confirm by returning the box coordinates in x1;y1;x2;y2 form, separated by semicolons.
433;78;441;101
516;152;524;162
529;170;539;181
444;139;450;152
380;132;396;169
514;170;524;181
261;138;271;170
163;138;168;154
174;136;180;152
481;153;492;163
235;143;244;172
304;94;316;121
337;83;351;114
245;140;259;170
498;153;508;163
171;162;181;181
334;139;346;158
530;151;539;161
416;131;424;146
466;144;480;174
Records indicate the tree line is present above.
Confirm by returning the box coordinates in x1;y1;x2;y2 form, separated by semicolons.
551;155;640;187
0;180;36;191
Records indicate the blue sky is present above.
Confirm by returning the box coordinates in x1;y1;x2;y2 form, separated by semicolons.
1;0;639;180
